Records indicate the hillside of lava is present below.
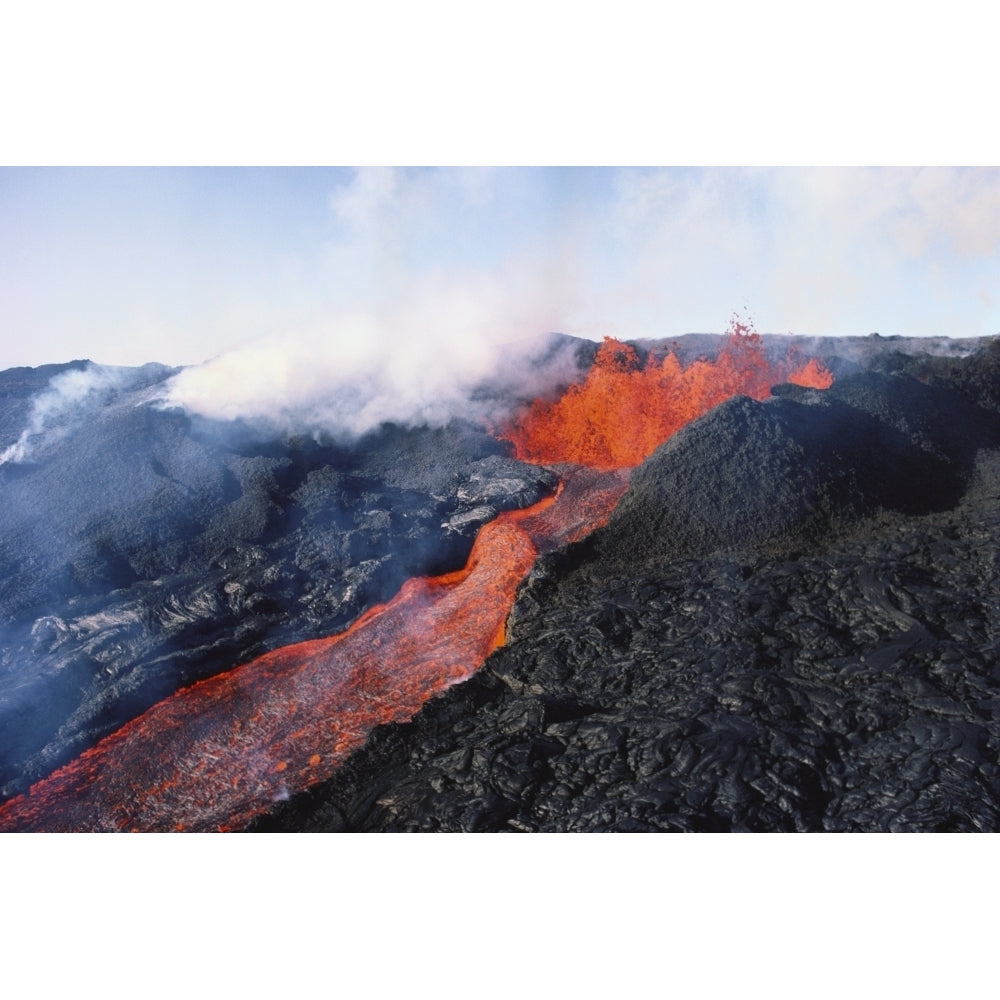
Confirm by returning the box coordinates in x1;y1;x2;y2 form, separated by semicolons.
1;325;999;832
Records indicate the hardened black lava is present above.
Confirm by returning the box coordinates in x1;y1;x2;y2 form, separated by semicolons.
3;334;999;830
250;338;1000;832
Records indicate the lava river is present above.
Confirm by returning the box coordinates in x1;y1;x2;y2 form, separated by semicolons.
0;467;630;832
0;321;832;832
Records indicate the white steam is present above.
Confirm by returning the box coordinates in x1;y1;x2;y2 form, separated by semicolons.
5;167;1000;372
158;277;574;438
18;166;996;444
0;364;134;465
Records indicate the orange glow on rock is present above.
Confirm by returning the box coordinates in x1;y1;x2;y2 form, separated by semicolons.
500;319;833;468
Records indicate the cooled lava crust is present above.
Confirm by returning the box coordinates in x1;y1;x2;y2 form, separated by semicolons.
0;372;556;800
251;339;1000;832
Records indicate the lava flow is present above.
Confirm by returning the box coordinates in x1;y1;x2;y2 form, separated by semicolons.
0;321;833;832
500;320;833;467
0;467;630;832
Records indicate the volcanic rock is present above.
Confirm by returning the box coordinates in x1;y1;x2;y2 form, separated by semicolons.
4;334;1000;831
250;339;1000;832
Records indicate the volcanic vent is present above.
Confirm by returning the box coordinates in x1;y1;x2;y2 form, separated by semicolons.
499;321;832;467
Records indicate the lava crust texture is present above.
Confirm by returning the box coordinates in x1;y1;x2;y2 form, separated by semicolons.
252;340;1000;832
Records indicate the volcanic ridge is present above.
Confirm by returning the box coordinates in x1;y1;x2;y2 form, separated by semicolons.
1;325;999;832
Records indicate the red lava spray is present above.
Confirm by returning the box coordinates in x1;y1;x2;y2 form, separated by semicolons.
500;320;833;467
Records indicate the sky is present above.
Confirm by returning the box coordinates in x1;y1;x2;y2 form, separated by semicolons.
2;165;1000;371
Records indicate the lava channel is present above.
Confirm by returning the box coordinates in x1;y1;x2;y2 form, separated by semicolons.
0;467;630;832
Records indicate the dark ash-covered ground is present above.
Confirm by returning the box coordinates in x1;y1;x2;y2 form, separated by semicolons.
251;337;1000;832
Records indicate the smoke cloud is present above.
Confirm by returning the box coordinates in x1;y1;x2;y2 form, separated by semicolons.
156;167;1000;440
12;165;994;443
155;167;592;437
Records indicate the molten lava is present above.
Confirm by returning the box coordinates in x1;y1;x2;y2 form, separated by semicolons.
0;468;629;832
500;320;833;468
0;322;834;832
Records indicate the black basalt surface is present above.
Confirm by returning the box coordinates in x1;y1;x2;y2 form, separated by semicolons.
251;338;1000;832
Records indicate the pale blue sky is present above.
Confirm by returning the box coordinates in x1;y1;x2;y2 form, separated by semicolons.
2;166;999;369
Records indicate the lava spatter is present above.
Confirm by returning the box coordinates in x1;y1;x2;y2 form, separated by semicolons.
500;319;833;468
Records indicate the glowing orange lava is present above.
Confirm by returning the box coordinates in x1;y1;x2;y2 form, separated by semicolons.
500;320;833;468
0;322;833;832
0;468;629;832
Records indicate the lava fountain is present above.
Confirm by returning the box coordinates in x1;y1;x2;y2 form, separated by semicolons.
0;321;832;832
500;321;833;467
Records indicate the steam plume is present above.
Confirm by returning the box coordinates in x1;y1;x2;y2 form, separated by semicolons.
0;364;136;465
158;278;578;438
